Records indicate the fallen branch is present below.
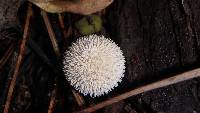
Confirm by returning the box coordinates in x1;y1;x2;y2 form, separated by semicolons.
3;3;33;113
76;68;200;113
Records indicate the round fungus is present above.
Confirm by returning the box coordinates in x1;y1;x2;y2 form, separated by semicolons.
63;34;125;97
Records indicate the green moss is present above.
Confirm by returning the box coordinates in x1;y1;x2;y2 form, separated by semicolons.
91;15;102;32
75;15;102;35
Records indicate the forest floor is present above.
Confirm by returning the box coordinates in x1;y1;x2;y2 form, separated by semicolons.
0;0;200;113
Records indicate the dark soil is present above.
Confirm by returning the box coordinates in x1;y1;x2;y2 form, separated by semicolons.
0;0;200;113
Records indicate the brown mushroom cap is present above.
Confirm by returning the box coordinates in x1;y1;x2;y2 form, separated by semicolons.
29;0;114;15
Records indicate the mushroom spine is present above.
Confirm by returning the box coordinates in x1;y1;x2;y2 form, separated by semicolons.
63;34;125;97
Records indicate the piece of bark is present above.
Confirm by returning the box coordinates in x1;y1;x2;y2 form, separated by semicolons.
106;0;200;113
0;0;24;29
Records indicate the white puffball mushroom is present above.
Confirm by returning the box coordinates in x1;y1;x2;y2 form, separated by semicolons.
62;34;125;97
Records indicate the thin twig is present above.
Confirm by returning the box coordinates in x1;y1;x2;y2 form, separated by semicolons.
0;43;15;71
3;3;33;113
27;38;53;67
41;11;60;58
72;90;85;106
58;14;70;40
76;68;200;113
48;86;57;113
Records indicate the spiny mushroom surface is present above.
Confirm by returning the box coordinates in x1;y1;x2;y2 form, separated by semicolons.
63;35;125;97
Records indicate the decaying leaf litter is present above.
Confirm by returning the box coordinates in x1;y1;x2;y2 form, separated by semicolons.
0;1;199;112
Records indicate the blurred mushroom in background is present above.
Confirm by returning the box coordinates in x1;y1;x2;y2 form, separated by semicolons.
29;0;114;15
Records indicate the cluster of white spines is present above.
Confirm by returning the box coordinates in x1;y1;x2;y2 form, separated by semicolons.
63;34;125;97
